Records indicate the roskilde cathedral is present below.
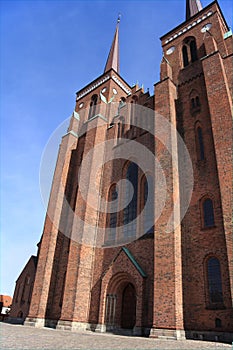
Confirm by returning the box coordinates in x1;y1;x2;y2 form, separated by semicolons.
10;0;233;342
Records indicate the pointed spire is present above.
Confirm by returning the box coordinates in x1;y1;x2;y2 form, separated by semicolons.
104;15;120;73
186;0;203;20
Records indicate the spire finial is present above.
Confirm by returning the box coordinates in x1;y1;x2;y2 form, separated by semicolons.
104;16;120;73
186;0;203;20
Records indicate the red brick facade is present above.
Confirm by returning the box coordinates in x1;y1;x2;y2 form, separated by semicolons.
11;0;233;343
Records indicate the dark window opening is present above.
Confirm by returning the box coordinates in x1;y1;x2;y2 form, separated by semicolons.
182;45;189;67
190;40;198;62
191;98;195;108
207;258;223;303
203;198;214;227
196;96;200;106
88;94;98;119
123;162;138;238
215;318;222;328
117;122;121;139
182;38;198;67
106;185;118;243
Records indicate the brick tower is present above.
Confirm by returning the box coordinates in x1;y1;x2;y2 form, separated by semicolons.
15;0;232;342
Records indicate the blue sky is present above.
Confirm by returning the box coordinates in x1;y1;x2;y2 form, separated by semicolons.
0;0;232;297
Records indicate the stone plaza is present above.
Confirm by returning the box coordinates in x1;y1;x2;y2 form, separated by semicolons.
0;323;232;350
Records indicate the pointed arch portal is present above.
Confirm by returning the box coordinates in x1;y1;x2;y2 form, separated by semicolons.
105;272;137;331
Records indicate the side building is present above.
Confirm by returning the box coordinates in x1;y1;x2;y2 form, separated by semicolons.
9;255;37;324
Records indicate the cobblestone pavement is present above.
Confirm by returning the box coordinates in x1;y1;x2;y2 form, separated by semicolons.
0;323;232;350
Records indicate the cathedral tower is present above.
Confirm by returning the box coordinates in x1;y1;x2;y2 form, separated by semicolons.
10;0;232;342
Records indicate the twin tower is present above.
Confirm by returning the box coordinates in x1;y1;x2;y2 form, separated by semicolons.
10;0;233;342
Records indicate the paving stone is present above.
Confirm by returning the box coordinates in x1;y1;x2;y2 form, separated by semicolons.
0;323;231;350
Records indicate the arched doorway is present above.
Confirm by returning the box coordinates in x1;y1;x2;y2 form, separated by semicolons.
104;273;138;332
121;283;136;329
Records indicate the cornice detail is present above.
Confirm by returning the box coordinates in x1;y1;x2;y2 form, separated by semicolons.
164;10;213;45
76;74;131;101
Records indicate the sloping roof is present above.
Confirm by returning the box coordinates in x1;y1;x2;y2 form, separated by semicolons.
15;255;37;282
122;247;147;278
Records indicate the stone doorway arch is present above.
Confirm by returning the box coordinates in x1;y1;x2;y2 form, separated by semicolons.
98;247;147;335
105;272;137;332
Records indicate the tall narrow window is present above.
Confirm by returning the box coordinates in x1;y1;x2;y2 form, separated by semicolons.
182;45;189;67
88;94;98;119
182;37;198;67
123;162;138;238
143;175;154;234
197;127;205;160
207;257;223;303
106;185;118;243
117;122;121;139
203;198;215;227
190;40;198;62
117;118;124;140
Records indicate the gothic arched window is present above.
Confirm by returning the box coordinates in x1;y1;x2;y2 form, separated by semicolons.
88;94;98;119
197;126;205;160
108;185;118;241
182;37;198;67
123;162;138;238
106;184;118;243
207;257;223;303
203;198;215;227
190;90;201;113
